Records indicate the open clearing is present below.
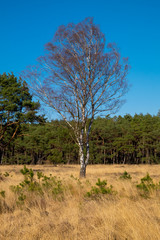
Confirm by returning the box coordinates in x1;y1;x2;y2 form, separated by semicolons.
0;164;160;240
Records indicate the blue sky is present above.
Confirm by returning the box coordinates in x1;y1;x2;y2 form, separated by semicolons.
1;0;160;117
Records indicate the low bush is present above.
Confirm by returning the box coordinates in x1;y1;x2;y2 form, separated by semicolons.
136;173;157;198
10;166;65;205
86;178;115;198
120;171;132;180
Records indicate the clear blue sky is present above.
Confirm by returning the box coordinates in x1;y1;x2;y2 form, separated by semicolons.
1;0;160;117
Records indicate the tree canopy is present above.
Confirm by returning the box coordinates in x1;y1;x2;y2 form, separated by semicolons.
1;114;160;165
23;17;129;177
0;73;44;163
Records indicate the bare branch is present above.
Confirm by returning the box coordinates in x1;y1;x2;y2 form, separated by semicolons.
22;17;129;177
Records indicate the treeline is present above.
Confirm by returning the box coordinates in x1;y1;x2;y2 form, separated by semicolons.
1;113;160;165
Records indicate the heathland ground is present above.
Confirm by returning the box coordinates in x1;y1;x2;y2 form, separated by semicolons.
0;164;160;240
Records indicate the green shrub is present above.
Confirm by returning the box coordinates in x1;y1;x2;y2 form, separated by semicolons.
86;178;114;198
42;175;64;200
37;171;44;183
136;173;156;198
0;173;4;181
18;193;26;202
120;171;132;180
3;172;9;177
70;174;78;180
0;190;5;198
20;165;34;182
10;166;65;204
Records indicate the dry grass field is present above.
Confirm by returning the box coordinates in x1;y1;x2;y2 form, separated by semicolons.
0;164;160;240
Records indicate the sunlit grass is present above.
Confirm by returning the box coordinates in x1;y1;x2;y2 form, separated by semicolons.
0;164;160;239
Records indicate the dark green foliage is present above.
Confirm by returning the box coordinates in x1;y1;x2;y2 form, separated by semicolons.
20;165;30;175
20;165;34;182
37;171;44;181
18;193;26;202
0;73;44;164
136;173;156;197
1;112;160;165
3;172;9;177
120;171;132;180
41;175;64;198
10;166;64;205
0;191;5;198
0;73;42;125
0;173;4;181
1;73;160;166
86;178;114;198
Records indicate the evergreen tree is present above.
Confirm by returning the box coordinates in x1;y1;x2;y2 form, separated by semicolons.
0;73;43;163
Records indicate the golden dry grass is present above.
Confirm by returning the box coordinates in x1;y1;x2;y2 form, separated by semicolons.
0;164;160;240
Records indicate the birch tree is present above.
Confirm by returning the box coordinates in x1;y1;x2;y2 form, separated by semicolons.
23;18;129;177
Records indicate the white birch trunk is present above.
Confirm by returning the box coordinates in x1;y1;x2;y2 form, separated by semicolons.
79;144;86;177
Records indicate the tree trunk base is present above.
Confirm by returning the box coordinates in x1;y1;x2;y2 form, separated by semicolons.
80;165;86;178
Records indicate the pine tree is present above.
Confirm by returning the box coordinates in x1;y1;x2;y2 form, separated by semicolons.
0;73;43;163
